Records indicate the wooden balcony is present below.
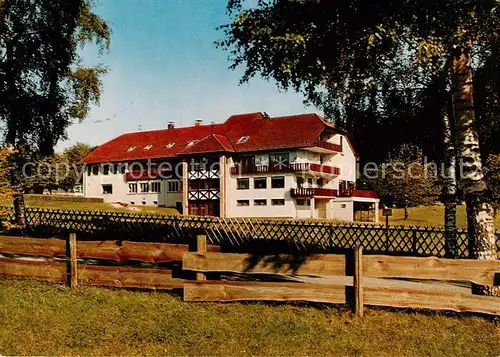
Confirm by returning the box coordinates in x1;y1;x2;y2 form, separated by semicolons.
314;140;342;153
230;163;340;176
291;188;338;198
338;189;378;199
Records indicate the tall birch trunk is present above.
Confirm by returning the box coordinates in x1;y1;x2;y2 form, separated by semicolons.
442;106;458;257
451;43;498;295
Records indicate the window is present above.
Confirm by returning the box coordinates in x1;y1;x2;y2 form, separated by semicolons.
297;177;304;188
308;178;313;186
254;199;267;206
320;154;324;164
297;199;311;206
128;183;138;193
271;199;285;206
153;201;158;205
236;155;255;166
144;144;153;151
270;152;289;166
151;182;161;193
237;136;249;144
130;201;135;205
92;165;99;175
186;140;198;147
317;178;324;187
87;166;91;176
237;200;250;206
165;142;175;149
103;165;110;175
127;146;136;152
271;176;285;188
254;177;267;189
168;180;180;192
140;183;149;193
102;184;113;194
237;178;250;190
119;164;127;174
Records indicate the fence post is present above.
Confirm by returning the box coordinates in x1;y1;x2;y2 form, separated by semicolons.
354;246;364;317
196;234;207;281
66;232;78;288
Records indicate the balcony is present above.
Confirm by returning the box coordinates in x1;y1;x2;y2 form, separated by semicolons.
304;139;342;154
125;168;172;181
291;188;338;198
338;189;378;199
230;162;340;176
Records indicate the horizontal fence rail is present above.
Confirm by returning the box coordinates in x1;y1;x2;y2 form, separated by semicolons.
183;237;500;316
0;234;498;316
1;206;500;258
0;234;218;290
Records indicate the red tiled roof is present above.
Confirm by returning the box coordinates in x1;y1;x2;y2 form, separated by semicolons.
82;113;337;164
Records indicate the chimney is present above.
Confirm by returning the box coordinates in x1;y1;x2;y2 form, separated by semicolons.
195;119;204;127
167;121;175;130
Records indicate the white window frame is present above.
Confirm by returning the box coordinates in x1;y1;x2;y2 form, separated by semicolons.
151;181;161;193
168;180;180;192
128;183;138;194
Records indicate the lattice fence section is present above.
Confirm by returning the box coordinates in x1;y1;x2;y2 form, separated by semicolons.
1;206;498;258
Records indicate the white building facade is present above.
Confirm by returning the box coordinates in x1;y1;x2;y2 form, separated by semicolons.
82;113;379;222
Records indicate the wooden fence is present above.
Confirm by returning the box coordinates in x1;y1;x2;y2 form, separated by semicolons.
2;207;500;258
0;234;219;289
0;234;498;316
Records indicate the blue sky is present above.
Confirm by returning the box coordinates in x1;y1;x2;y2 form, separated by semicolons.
57;0;317;151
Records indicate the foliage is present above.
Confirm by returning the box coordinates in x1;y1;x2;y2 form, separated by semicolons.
22;142;93;193
24;153;66;194
0;0;110;157
374;144;440;215
222;0;499;98
0;146;13;229
60;142;93;191
484;154;500;211
219;0;500;161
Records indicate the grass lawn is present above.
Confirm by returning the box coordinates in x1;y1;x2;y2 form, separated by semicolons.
0;279;498;356
0;195;180;216
387;205;500;228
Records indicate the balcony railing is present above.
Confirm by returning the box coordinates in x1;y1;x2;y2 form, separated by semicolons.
338;189;378;199
291;188;338;198
230;162;340;176
313;139;342;153
125;168;172;181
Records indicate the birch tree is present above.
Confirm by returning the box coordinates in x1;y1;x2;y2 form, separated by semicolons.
220;0;499;268
0;0;110;225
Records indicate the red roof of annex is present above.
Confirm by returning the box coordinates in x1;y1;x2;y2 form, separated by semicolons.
82;112;338;164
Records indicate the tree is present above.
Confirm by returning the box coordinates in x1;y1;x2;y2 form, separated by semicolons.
484;154;500;214
0;146;12;201
60;142;93;191
375;144;439;219
0;0;110;225
220;0;499;264
0;146;13;229
24;153;66;194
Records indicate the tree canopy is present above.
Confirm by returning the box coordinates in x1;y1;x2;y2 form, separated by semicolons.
0;0;110;156
220;0;500;160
